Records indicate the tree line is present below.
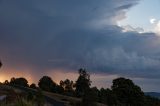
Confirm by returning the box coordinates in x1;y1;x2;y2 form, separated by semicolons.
1;68;160;106
1;61;160;106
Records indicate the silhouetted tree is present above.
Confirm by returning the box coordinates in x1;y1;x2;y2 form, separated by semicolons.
38;76;57;92
90;87;99;102
75;68;91;97
9;77;15;85
59;79;75;96
9;77;29;87
30;83;37;89
60;80;64;88
99;88;118;106
99;88;106;103
3;80;9;85
112;77;145;106
55;85;64;94
81;88;98;106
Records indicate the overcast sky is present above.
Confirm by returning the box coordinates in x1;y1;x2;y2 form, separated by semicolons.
0;0;160;92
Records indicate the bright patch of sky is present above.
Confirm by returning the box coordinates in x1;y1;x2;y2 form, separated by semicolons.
118;0;160;33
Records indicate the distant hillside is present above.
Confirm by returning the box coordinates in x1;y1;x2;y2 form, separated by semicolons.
145;92;160;99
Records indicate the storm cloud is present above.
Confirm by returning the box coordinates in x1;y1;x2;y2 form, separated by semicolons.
1;0;160;82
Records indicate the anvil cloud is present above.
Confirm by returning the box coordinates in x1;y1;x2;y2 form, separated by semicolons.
0;0;160;91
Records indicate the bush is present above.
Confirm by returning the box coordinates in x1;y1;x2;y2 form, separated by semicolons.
14;98;35;106
81;89;97;106
35;89;45;106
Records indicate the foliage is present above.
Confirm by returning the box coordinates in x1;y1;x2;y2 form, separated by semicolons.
111;77;145;106
82;87;103;106
55;85;64;94
0;96;35;106
81;89;97;106
1;67;160;106
75;69;96;106
9;77;29;87
3;80;9;85
0;87;45;106
99;88;118;106
35;89;45;106
90;87;99;102
27;92;34;101
75;68;91;97
60;79;75;96
38;76;57;92
29;83;37;89
14;97;35;106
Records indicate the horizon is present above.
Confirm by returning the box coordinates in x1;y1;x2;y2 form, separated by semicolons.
1;0;160;92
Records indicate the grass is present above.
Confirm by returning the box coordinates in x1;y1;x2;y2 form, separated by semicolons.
0;98;35;106
43;91;107;106
0;85;45;106
1;84;107;106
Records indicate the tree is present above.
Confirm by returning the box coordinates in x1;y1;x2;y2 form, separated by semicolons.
38;76;57;92
60;79;75;96
111;77;145;106
9;77;29;87
99;88;118;106
61;79;74;91
30;83;37;89
81;88;97;106
90;87;99;102
3;80;9;85
55;85;64;94
9;77;15;85
75;68;91;97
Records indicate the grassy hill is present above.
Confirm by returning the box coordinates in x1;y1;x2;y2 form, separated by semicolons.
43;91;106;106
0;84;47;106
0;84;106;106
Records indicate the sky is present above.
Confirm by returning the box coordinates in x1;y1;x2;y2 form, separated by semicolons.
119;0;160;33
0;0;160;92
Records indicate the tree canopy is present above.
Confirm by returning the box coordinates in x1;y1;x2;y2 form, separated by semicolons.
38;76;57;92
111;77;145;106
59;79;75;95
9;77;29;87
30;83;37;89
75;68;91;97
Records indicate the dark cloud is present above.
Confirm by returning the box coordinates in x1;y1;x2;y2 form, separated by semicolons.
2;0;160;82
